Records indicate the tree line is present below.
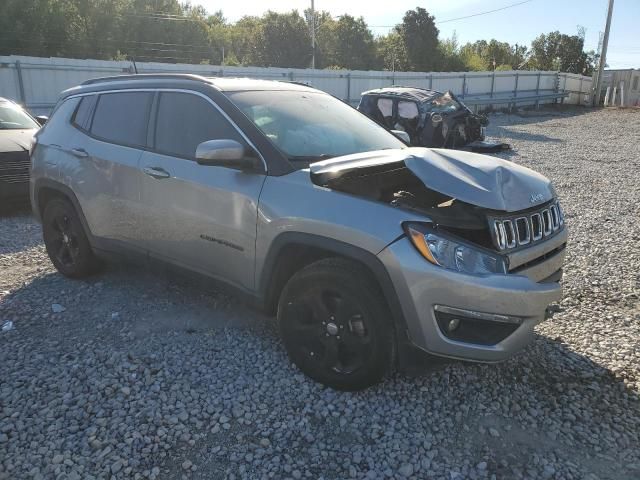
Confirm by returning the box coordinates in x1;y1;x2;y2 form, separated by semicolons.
0;1;595;75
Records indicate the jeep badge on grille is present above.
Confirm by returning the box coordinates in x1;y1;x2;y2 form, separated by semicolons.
530;193;545;204
529;193;544;203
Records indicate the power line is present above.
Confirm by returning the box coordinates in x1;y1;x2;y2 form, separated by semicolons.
0;39;257;62
0;36;218;55
368;0;535;28
437;0;535;25
12;2;539;29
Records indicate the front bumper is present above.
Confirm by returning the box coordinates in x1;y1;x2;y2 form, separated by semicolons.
0;180;29;201
379;237;562;362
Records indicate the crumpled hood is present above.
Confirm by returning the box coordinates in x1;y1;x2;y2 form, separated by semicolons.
0;129;35;153
310;147;555;212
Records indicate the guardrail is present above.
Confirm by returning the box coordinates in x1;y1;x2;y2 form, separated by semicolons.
461;92;571;112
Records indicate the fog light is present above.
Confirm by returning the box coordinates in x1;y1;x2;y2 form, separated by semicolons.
434;305;523;346
447;318;460;332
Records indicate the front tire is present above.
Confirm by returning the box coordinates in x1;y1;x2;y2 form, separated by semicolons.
42;198;100;278
277;258;395;391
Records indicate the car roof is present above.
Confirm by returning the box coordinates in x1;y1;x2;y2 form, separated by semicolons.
67;74;319;96
361;86;443;103
207;77;317;92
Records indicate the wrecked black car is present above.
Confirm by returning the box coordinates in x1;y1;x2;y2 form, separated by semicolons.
357;87;510;153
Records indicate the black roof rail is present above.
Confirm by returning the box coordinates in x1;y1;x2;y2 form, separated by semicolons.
80;73;209;86
278;80;312;87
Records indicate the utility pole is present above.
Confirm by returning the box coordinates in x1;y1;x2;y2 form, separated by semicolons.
592;31;604;99
311;0;316;69
594;0;614;106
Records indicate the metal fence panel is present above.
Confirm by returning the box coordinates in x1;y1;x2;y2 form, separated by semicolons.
0;55;593;115
559;72;593;105
0;61;21;102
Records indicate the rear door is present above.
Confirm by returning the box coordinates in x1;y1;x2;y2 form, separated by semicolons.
74;91;153;253
139;91;266;290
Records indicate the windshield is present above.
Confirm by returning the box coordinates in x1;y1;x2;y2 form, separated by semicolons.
425;92;462;114
227;90;405;162
0;103;39;130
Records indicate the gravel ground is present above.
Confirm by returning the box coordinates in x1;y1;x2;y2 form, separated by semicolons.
1;107;639;480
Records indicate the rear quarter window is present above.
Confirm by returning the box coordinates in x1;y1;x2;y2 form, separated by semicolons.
71;95;97;131
91;92;153;147
36;97;81;140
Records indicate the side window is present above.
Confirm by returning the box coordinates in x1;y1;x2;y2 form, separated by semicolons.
91;92;153;147
154;92;244;159
71;95;97;131
633;76;639;91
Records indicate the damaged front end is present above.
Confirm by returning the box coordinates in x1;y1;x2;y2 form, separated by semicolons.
310;147;566;281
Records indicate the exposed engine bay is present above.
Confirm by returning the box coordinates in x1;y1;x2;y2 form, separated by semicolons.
310;147;559;254
312;161;495;249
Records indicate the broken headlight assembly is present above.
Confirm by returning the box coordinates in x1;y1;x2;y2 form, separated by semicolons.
405;223;507;275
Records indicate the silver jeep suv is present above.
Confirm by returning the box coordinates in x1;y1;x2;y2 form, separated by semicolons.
30;74;566;390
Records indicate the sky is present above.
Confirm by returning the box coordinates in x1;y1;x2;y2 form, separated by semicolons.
195;0;639;69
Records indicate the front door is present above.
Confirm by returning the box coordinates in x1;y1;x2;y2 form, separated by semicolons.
139;91;265;291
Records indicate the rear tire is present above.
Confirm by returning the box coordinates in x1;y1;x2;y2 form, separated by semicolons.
277;258;395;391
42;198;100;278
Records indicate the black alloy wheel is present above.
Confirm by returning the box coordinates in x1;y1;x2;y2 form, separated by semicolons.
42;198;100;278
49;212;80;268
278;258;394;391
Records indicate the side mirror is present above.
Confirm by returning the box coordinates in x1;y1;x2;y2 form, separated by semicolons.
195;139;259;171
391;129;411;144
35;115;48;126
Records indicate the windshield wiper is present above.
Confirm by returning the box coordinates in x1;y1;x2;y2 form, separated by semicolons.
288;154;334;162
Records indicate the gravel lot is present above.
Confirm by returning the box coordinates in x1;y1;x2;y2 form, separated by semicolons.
1;107;639;480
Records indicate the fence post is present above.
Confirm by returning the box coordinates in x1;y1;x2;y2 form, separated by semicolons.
512;72;519;112
461;73;466;97
346;73;351;104
15;60;26;106
578;76;583;105
490;72;495;98
289;71;294;81
429;74;433;89
534;72;541;109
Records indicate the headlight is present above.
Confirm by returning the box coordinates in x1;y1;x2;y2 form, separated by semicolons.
405;223;507;275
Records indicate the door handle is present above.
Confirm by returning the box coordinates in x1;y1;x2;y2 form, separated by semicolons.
143;166;171;179
70;148;89;158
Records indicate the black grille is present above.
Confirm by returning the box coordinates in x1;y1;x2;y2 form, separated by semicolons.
0;151;30;184
489;200;564;252
510;243;567;273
